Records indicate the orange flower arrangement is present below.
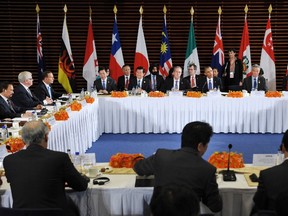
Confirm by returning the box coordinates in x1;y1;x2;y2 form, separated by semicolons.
265;91;282;98
227;91;243;98
109;153;145;168
85;96;95;103
70;101;82;111
54;110;69;121
208;152;245;168
4;137;25;153
186;91;203;98
111;91;128;98
148;91;165;97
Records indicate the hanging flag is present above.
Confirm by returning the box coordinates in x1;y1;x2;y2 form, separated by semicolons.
286;64;288;75
260;12;276;90
58;5;76;93
184;8;200;77
238;10;252;78
134;7;149;76
109;6;124;82
211;8;224;75
159;6;172;78
36;4;46;82
83;9;98;92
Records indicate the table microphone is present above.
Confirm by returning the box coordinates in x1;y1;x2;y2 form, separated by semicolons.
222;144;237;181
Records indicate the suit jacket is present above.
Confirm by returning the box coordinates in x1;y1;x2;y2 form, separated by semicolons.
222;58;243;86
129;77;151;93
11;84;42;108
146;74;165;91
183;75;205;92
161;78;190;93
242;76;267;93
133;147;222;212
3;144;88;216
253;160;288;214
0;96;27;119
117;75;136;91
94;77;117;94
282;76;288;91
201;77;222;93
34;81;62;101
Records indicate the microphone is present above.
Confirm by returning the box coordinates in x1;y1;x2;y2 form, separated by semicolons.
222;144;237;181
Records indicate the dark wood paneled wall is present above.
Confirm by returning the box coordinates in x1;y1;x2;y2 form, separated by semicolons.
0;0;287;92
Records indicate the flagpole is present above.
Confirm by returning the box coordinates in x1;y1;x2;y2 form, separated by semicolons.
190;7;194;23
268;4;272;19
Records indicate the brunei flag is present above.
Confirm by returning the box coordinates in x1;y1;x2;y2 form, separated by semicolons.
58;5;76;93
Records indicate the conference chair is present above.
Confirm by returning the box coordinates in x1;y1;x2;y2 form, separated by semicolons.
0;207;63;216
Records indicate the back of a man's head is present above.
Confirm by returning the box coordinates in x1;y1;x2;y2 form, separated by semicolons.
282;129;288;152
181;121;213;149
22;120;48;146
150;185;200;216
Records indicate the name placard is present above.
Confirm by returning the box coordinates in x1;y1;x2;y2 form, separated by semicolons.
250;91;265;97
252;154;276;166
65;107;72;114
168;91;183;97
79;99;87;107
207;91;222;97
47;116;56;125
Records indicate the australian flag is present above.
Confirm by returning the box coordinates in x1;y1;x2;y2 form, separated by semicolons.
37;12;46;82
159;15;172;78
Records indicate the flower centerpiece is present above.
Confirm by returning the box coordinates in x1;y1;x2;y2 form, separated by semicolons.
265;91;282;98
186;91;203;98
208;151;245;168
148;91;165;97
109;153;144;168
85;96;95;103
54;109;69;121
227;91;243;98
111;91;128;98
4;137;25;153
70;100;82;111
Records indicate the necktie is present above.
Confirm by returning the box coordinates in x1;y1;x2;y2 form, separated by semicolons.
153;75;157;90
208;79;212;90
47;86;52;98
125;77;129;90
253;78;257;90
191;76;195;88
102;80;106;90
7;99;15;113
27;88;33;97
137;80;141;88
175;80;179;90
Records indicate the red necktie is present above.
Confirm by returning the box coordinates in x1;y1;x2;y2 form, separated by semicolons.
125;77;129;90
191;76;195;88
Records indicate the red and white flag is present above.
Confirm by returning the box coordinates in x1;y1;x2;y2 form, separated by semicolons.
83;15;98;92
286;64;288;76
239;14;252;78
260;16;276;90
134;14;149;76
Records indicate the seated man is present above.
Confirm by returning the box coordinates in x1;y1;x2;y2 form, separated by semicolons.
161;66;189;93
34;70;62;101
130;66;151;93
242;64;267;93
146;63;164;91
252;129;288;216
94;66;117;94
4;120;88;216
117;64;136;91
11;71;52;108
282;74;288;91
0;81;33;119
183;63;203;92
201;66;222;93
133;121;222;213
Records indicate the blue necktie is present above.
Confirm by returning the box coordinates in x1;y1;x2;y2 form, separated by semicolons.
175;80;179;90
137;80;141;88
208;79;212;90
47;86;52;98
102;80;106;90
253;78;257;90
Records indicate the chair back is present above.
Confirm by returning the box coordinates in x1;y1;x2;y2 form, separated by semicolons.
0;207;63;216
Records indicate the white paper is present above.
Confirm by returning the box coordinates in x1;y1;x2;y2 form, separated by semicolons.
252;154;277;166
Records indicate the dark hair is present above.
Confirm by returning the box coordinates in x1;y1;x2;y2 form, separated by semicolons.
42;70;53;80
188;63;197;71
0;81;12;93
282;130;288;151
181;121;213;149
136;66;144;72
149;63;159;72
228;48;237;54
122;64;130;69
98;66;106;72
150;185;200;216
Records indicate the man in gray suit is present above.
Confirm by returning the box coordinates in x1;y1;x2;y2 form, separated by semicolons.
242;64;268;93
133;121;222;213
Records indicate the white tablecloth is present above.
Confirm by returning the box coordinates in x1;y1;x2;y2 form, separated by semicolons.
48;100;100;154
98;96;288;134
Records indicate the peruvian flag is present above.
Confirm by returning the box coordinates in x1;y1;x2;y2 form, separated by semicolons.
83;15;98;92
134;14;149;76
260;16;276;91
239;13;252;78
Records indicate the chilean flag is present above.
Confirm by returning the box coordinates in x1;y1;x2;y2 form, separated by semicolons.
109;15;124;82
134;14;149;76
211;14;224;75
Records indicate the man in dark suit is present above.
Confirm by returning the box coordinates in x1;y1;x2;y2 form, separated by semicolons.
133;121;222;213
3;120;88;216
117;64;136;91
130;66;151;93
11;71;52;108
162;66;190;93
0;81;33;119
252;130;288;216
34;70;62;101
242;64;267;93
282;75;288;91
146;63;164;91
94;66;117;94
183;63;204;92
201;66;222;93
